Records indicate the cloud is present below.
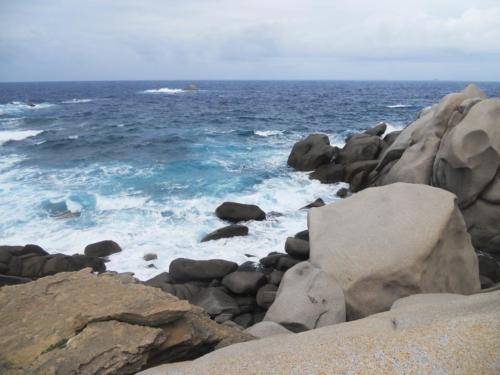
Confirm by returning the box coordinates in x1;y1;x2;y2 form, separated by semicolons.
0;0;499;81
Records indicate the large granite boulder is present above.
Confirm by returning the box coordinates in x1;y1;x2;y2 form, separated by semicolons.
308;183;480;319
287;134;335;171
244;321;293;339
0;269;252;374
336;133;383;165
138;291;500;374
264;262;345;332
215;202;266;223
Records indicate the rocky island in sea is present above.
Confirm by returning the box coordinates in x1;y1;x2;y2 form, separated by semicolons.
0;84;499;374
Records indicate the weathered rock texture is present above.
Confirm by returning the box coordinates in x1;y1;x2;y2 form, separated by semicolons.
138;291;500;375
308;183;480;319
264;262;345;331
287;134;335;171
0;269;252;375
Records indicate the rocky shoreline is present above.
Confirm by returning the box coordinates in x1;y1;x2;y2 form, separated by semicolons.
1;84;499;374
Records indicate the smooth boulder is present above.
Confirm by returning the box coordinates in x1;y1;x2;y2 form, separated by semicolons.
201;224;249;242
222;271;267;295
244;321;293;339
284;237;309;259
264;262;345;332
215;202;266;223
309;183;480;319
169;258;238;283
287;134;334;171
84;240;122;258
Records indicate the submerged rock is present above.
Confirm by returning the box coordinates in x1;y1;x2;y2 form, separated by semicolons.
201;224;249;242
300;198;325;209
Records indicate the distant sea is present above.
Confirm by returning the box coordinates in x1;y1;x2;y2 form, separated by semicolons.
1;80;499;279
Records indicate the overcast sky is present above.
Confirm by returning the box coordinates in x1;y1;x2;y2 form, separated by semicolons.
1;0;499;81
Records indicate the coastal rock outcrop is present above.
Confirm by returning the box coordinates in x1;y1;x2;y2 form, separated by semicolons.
215;202;266;223
287;134;334;171
264;262;345;332
308;183;480;319
0;269;252;374
138;290;500;375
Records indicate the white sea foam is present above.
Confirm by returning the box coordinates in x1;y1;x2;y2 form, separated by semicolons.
62;98;93;104
140;88;184;94
0;130;43;145
254;130;284;137
0;102;54;115
386;104;414;108
68;135;79;140
95;194;150;211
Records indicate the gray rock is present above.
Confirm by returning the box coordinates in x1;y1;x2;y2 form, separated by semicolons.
365;123;387;136
276;256;301;271
337;133;383;165
222;271;267;295
232;313;254;328
267;270;284;286
284;237;309;259
215;202;266;223
259;253;287;268
169;258;238;283
244;321;293;339
143;253;158;261
201;224;249;242
84;240;122;258
309;164;345;184
294;230;309;241
191;287;240;318
336;187;349;198
256;284;278;309
300;198;325;209
287;134;335;171
264;262;345;332
383;130;402;146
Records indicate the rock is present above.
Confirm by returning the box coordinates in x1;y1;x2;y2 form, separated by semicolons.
276;255;301;271
284;237;309;259
143;253;158;261
294;230;309;241
244;321;293;339
364;122;387;136
0;274;32;286
84;240;122;258
383;130;401;146
142;291;500;374
287;134;335;171
480;275;495;289
201;224;249;242
169;258;238;283
300;198;325;209
336;187;349;198
256;284;278;309
309;183;480;319
309;164;345;184
478;253;500;283
234;295;258;314
390;293;466;310
267;270;284;286
215;202;266;223
259;253;287;268
337;133;383;165
344;160;379;183
237;261;259;272
0;269;252;374
264;262;345;332
232;313;254;328
222;271;267;295
191;287;240;318
20;244;49;256
144;272;172;287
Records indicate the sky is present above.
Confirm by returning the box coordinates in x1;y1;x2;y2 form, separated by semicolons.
1;0;500;82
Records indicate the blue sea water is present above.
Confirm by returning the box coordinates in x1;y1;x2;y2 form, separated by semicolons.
1;80;499;279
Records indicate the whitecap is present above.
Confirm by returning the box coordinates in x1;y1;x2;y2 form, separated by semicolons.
95;194;149;211
68;135;79;140
139;88;184;94
62;98;93;104
0;102;54;115
0;130;43;145
254;130;284;137
386;104;414;108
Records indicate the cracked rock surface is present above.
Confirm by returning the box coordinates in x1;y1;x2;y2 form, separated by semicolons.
0;269;252;375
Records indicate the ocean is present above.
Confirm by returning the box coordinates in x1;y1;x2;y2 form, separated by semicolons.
1;80;499;279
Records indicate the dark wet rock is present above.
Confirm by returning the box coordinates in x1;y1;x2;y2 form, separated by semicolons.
301;198;325;210
215;202;266;223
309;164;345;184
478;253;500;283
244;254;256;258
143;253;158;261
169;258;238;283
287;134;335;172
232;313;254;328
0;274;32;286
84;240;122;258
276;255;302;271
157;282;206;302
383;130;402;146
294;230;309;241
284;237;310;259
234;295;258;314
480;275;494;289
256;284;278;309
201;224;249;242
222;271;267;295
267;270;284;286
365;123;387;137
191;287;240;318
19;244;49;257
337;133;383;165
344;160;379;183
336;187;349;198
237;261;259;272
259;253;287;268
144;272;172;288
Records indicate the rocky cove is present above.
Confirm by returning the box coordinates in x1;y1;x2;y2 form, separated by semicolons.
0;84;499;374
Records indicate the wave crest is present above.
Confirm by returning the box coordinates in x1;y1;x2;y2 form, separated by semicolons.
0;130;43;145
140;88;184;94
254;130;284;137
386;104;414;108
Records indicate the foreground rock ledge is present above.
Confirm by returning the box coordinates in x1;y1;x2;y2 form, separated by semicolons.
138;291;500;374
0;269;252;375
